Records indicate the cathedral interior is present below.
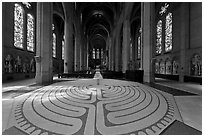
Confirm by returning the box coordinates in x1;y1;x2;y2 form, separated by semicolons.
2;2;202;135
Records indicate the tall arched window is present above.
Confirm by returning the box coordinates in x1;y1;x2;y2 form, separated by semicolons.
52;33;56;58
93;48;95;59
27;14;34;52
130;42;133;60
165;12;172;52
62;40;64;60
137;36;141;58
52;24;56;58
156;20;162;54
157;3;173;54
96;49;100;59
137;27;142;59
101;49;103;60
14;3;24;49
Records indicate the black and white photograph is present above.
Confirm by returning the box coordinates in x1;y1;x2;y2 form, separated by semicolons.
1;1;202;135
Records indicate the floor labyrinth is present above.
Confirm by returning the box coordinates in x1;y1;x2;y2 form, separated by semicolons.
12;79;181;135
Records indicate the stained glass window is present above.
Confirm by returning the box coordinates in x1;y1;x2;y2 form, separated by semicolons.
62;40;64;60
165;12;172;52
61;35;65;60
93;48;95;59
14;4;24;49
96;49;100;59
52;33;56;57
101;50;103;59
137;36;141;58
130;42;132;60
27;14;34;52
156;20;162;54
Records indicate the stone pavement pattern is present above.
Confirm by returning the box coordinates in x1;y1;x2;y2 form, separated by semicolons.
8;79;181;135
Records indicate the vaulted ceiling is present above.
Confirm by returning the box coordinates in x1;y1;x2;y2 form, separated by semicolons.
77;2;122;49
53;2;141;50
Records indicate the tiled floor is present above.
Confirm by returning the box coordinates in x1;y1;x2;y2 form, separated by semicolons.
2;76;202;134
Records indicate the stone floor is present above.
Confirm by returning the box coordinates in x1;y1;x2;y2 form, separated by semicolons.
155;78;202;131
2;75;202;135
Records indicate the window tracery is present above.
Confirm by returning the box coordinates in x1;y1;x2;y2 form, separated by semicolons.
159;3;169;16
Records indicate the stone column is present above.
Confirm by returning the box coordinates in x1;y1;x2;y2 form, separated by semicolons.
57;32;63;74
83;38;87;70
80;36;84;71
75;34;80;71
140;4;144;70
122;20;131;73
111;38;115;71
115;30;120;72
64;19;74;73
35;3;53;84
86;38;89;70
108;37;112;70
179;3;189;82
141;2;155;83
134;30;139;69
132;35;136;70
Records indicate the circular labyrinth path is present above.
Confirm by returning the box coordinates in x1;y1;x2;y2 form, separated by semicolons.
13;79;181;135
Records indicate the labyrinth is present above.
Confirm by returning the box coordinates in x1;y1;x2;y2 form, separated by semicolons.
11;79;181;135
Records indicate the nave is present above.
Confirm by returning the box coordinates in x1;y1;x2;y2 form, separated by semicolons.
2;2;202;135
